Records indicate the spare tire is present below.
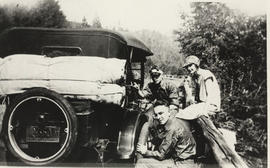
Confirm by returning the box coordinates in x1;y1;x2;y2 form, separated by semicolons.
2;88;77;166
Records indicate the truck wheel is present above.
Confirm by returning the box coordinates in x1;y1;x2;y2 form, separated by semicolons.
2;88;77;166
132;115;147;164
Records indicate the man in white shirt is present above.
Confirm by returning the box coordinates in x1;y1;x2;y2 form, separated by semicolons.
176;55;221;120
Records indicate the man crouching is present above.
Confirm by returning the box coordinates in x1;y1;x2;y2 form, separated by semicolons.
135;100;199;168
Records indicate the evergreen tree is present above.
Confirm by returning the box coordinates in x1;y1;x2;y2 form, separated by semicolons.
81;16;90;28
92;16;102;28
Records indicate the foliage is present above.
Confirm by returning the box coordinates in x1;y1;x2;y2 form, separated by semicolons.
64;17;103;29
66;21;82;28
30;0;67;28
175;2;266;157
134;30;185;76
0;7;10;31
81;16;91;28
92;17;102;28
0;0;68;32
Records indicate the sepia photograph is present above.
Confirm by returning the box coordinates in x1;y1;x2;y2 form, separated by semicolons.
0;0;267;167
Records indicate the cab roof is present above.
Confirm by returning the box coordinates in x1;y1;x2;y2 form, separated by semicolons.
0;27;153;60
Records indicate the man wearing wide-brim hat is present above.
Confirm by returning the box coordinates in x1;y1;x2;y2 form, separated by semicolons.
176;55;221;120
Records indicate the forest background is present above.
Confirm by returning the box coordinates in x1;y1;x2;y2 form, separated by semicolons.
0;0;267;167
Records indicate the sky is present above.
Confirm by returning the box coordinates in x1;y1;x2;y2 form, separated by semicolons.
0;0;268;35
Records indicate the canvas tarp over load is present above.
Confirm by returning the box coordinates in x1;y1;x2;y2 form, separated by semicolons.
0;54;126;105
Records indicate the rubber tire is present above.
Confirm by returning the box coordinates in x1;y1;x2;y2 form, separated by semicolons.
2;88;78;166
132;114;147;164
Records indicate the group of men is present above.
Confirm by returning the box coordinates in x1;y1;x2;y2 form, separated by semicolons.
133;55;221;168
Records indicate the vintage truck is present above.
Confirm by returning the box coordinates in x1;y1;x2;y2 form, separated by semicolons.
0;27;153;166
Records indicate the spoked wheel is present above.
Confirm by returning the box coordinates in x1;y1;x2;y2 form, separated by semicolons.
2;88;77;166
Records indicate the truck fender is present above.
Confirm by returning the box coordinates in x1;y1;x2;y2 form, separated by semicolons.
117;110;147;159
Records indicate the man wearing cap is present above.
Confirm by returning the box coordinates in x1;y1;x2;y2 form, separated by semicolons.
133;66;180;159
135;101;198;168
176;55;221;120
133;66;179;117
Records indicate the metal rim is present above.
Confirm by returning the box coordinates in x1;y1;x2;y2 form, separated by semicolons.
7;96;70;163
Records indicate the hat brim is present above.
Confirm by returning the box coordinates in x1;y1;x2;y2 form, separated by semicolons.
150;69;163;75
183;62;192;68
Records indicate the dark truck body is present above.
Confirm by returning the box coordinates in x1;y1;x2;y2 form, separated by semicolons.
0;27;153;165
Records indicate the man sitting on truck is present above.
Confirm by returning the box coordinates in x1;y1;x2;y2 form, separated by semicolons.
133;66;179;119
135;100;198;168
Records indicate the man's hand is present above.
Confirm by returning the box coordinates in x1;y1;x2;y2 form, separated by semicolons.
136;143;147;155
131;82;145;98
169;104;178;111
131;82;140;90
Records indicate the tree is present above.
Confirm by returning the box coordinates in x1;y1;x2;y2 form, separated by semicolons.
81;16;91;28
135;30;184;76
92;17;102;28
175;2;266;157
30;0;67;28
0;0;68;33
0;7;10;31
0;4;32;32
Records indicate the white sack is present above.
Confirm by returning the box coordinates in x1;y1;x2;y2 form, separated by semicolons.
0;54;126;82
0;54;48;80
0;54;126;105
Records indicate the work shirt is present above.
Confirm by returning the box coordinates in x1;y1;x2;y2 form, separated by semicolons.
193;68;221;111
141;81;179;107
148;116;196;161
